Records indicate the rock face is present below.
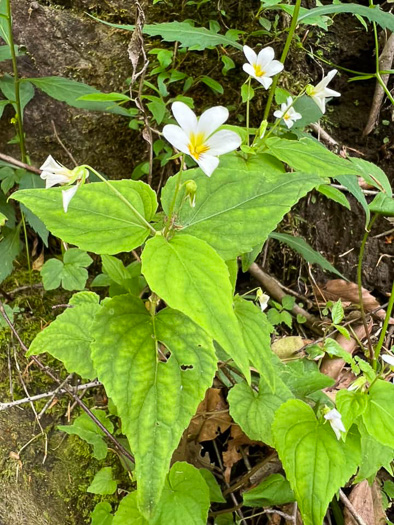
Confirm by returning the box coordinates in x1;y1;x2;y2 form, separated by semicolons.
0;0;147;178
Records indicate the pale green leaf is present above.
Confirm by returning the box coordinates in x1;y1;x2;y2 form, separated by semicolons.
199;469;225;503
0;211;6;227
87;467;117;495
78;92;131;102
27;292;100;379
26;77;131;116
229;374;293;447
19;171;49;246
0;192;15;228
331;299;344;324
349;157;392;196
0;44;19;61
90;502;113;525
142;233;250;380
243;474;295;507
113;492;148;525
317;184;351;210
58;409;114;460
12;180;157;255
201;76;223;94
363;379;394;448
336;390;368;433
226;259;238;295
0;226;22;283
324;338;354;366
91;295;217;517
101;254;133;285
369;193;394;217
41;248;92;291
161;152;321;260
273;400;361;525
0;74;34;115
275;359;335;399
355;420;394;482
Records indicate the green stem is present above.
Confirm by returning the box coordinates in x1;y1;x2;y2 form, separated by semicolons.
6;0;27;163
164;154;185;235
374;279;394;362
20;213;31;277
84;166;157;235
357;214;378;361
376;72;394;106
263;0;302;121
246;77;251;146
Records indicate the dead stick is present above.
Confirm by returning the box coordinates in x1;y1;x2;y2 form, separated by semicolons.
0;300;135;466
0;152;41;174
339;489;368;525
248;263;323;335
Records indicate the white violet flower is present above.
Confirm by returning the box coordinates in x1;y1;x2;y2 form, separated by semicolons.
306;69;341;114
40;155;89;213
324;408;346;440
242;45;284;89
162;101;242;177
382;354;394;367
256;289;270;312
273;96;302;129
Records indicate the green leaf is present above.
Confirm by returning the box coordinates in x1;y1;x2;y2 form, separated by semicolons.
241;82;255;103
90;18;243;51
229;373;294;447
221;55;235;75
331;299;344;324
19;171;49;246
199;469;225;503
282;295;295;311
317;185;351;210
369;192;394;217
161;152;321;260
113;492;148;525
0;74;34;116
58;409;114;460
150;462;210;524
0;211;6;227
336;390;368;433
349;157;392;196
270;232;346;278
273;400;361;525
324;338;355;366
363;379;394;448
201;76;223;94
0;192;15;228
12;180;157;255
142;234;250;381
355;420;394;482
88;467;117;495
78;92;131;103
243;474;295;507
27;292;100;379
41;248;93;291
292;94;323;128
145;95;167;124
233;297;274;381
275;359;335;399
26;77;131;116
226;259;238;295
90;502;113;525
91;295;217;517
0;226;22;283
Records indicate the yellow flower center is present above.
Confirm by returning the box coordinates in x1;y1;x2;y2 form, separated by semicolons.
253;64;266;77
188;133;210;160
284;113;290;120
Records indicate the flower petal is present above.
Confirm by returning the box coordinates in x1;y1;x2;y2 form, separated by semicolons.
311;94;326;114
62;185;78;213
205;130;242;156
197;106;229;138
257;76;273;90
243;45;257;65
171;101;197;135
162;124;190;154
264;60;284;77
40;155;63;172
273;109;283;119
41;172;71;188
284;118;294;129
315;69;338;91
196;154;219;177
256;46;275;67
382;354;394;367
243;63;257;78
322;87;341;98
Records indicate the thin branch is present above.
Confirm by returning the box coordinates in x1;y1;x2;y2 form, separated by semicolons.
339;489;368;525
0;152;41;174
51;120;78;167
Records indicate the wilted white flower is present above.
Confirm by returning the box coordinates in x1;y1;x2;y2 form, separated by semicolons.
162;101;241;177
242;45;284;89
382;354;394;367
324;408;346;440
306;70;341;114
40;156;89;213
273;96;302;129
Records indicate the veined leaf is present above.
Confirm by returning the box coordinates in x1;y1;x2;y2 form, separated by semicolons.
336;390;368;434
369;193;394;217
349;157;392;196
161;153;321;260
0;211;6;227
0;74;34;117
243;474;295;507
27;292;100;379
89;17;243;51
354;420;394;482
26;77;131;116
363;379;394;448
19;171;49;246
199;469;225;503
273;400;361;525
91;295;217;517
141;233;250;381
275;359;335;399
87;467;117;495
0;226;22;283
113;492;148;525
270;232;345;279
40;248;93;291
317;184;351;210
11;180;157;255
0;44;19;61
90;502;113;525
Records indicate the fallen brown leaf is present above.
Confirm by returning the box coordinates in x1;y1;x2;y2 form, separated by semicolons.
344;481;386;525
188;388;231;442
32;250;45;271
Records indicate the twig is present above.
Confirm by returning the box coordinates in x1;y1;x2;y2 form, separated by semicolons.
0;152;41;174
0;380;102;411
310;122;339;147
339;489;368;525
37;373;73;419
0;300;135;466
51;120;78;167
331;184;379;196
248;263;324;335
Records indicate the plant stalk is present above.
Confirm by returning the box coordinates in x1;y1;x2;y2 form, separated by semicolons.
164;154;185;235
374;279;394;362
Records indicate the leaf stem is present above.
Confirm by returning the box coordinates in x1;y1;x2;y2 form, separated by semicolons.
246;77;251;146
263;0;302;121
164;154;185;235
357;213;378;361
374;279;394;363
83;166;157;235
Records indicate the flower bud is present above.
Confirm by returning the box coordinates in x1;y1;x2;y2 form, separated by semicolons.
185;179;197;208
258;119;268;139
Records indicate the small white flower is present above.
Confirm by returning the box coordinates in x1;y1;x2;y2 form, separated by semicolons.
306;69;341;114
40;156;89;212
256;289;270;312
382;354;394;367
162;102;242;177
242;45;284;89
324;408;346;440
273;96;302;129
